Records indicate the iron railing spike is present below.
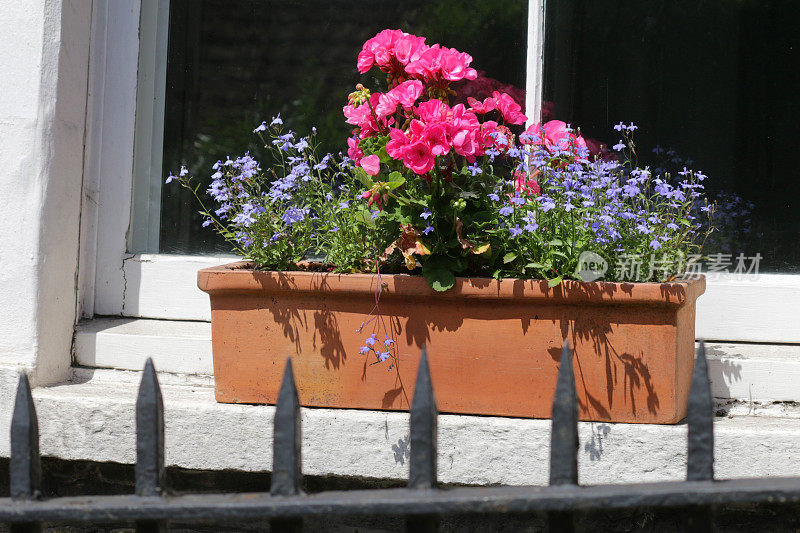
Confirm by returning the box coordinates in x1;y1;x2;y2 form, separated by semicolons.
409;346;438;490
10;372;41;502
550;339;579;487
271;357;302;497
270;358;303;532
686;341;715;531
547;340;578;533
135;358;165;498
687;341;714;482
407;346;439;532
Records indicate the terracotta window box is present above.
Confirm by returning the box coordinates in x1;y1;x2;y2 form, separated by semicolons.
198;262;705;424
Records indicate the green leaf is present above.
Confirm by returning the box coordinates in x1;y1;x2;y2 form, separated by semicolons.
422;255;457;292
354;208;376;227
353;167;374;188
472;242;491;255
377;145;391;164
525;261;547;270
547;239;563;247
386;172;406;190
388;206;411;224
503;252;517;264
547;276;563;288
422;264;456;292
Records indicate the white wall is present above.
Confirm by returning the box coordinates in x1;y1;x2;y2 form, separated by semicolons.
0;0;91;384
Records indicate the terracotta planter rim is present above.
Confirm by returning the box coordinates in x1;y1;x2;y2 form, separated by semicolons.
198;261;705;308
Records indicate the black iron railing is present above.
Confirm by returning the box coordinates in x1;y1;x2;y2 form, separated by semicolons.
2;342;800;532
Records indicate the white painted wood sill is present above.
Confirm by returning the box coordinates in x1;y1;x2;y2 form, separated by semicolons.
75;317;800;403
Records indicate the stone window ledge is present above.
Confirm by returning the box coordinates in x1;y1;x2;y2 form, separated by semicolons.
2;365;800;486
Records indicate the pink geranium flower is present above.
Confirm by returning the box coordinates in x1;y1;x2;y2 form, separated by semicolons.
440;49;478;82
343;93;392;139
422;123;450;156
360;155;381;176
492;91;527;125
521;122;545;145
375;92;398;119
452;129;478;159
523;120;591;161
416;99;450;124
347;137;364;165
543;120;571;149
404;44;440;80
343;101;369;126
449;104;480;129
452;71;526;113
466;96;496;114
402;140;435;175
357;49;375;74
514;170;541;197
393;34;427;65
389;80;423;110
386;128;411;160
358;29;413;75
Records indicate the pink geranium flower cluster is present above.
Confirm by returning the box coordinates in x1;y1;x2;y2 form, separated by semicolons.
345;30;528;178
356;29;477;86
385;100;497;175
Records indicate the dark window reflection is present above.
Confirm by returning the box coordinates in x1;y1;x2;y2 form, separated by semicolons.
159;0;527;255
544;0;799;272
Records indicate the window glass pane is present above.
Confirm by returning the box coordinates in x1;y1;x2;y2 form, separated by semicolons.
543;0;799;273
159;0;528;254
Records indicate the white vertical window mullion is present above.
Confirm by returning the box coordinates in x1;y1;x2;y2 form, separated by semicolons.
86;0;142;317
130;0;170;253
525;0;546;126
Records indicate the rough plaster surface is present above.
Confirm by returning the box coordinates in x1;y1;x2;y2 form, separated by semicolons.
0;0;90;383
0;0;45;368
3;366;800;486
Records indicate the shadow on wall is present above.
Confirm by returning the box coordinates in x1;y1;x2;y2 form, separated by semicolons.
703;344;743;399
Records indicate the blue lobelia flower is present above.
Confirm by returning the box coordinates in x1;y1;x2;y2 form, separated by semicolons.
282;207;306;226
539;196;556;212
466;163;483;176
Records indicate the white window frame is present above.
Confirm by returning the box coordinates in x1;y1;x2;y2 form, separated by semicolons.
79;0;800;344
